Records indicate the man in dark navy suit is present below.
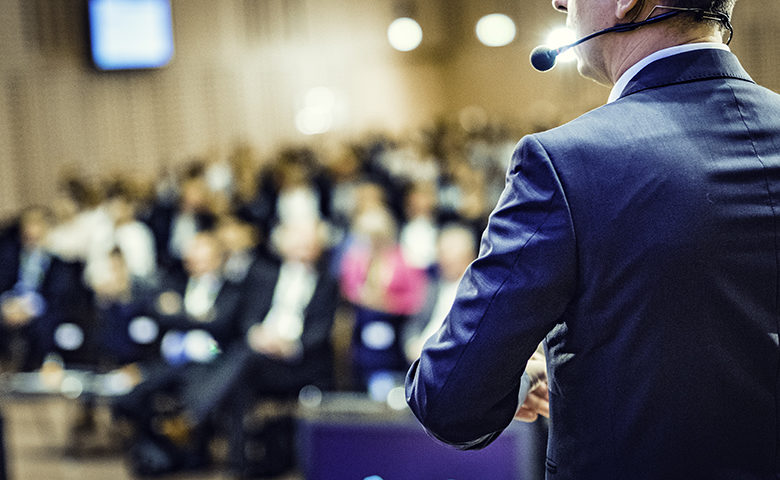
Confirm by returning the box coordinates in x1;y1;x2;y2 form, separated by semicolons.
112;231;247;475
165;217;339;475
0;207;90;371
406;1;780;479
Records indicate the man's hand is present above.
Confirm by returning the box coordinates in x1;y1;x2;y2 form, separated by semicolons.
246;323;301;361
514;352;549;422
1;296;34;326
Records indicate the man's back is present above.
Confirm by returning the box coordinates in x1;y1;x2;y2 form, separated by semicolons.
406;2;780;479
535;49;780;479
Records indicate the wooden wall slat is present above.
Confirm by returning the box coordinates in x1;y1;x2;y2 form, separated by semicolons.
0;0;776;218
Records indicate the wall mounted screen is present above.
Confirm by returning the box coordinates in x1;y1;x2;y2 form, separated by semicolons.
88;0;174;71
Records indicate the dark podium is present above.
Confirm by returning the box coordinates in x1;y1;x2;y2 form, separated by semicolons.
296;392;547;480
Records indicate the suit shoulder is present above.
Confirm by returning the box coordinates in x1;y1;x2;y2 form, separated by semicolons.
519;102;642;171
532;103;626;146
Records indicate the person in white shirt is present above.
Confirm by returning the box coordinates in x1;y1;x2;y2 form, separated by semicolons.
402;224;477;363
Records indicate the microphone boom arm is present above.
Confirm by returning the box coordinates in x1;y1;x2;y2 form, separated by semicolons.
531;5;734;72
555;10;682;59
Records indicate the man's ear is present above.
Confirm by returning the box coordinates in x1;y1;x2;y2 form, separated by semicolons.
615;0;641;20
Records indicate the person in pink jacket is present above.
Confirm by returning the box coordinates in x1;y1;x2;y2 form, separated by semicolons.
340;205;427;392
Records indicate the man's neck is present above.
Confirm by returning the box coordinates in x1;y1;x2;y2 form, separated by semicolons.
605;31;723;86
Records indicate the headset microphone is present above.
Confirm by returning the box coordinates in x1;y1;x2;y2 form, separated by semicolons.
529;45;561;72
529;6;737;72
530;10;684;72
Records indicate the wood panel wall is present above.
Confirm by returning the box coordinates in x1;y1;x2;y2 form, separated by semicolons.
0;0;776;218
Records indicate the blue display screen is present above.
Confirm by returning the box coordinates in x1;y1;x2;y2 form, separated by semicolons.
88;0;174;71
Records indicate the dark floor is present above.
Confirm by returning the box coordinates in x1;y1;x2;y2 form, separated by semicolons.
0;396;302;480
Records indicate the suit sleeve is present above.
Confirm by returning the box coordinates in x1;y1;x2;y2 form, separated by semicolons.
405;135;577;449
238;262;278;334
300;273;339;355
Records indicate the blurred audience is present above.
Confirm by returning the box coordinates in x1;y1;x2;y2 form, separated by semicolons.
46;175;111;263
0;116;524;475
216;215;264;284
217;217;338;475
242;147;331;239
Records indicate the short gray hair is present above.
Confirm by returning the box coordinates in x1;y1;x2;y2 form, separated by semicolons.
656;0;736;39
666;0;736;21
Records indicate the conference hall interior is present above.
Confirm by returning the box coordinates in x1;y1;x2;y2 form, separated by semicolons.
0;0;776;479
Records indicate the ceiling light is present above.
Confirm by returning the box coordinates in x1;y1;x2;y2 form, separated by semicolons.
476;13;516;47
388;17;423;52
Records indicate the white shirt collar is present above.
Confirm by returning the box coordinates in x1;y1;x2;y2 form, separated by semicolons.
608;42;730;103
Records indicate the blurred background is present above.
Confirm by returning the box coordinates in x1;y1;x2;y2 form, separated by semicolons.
0;0;777;479
0;0;777;216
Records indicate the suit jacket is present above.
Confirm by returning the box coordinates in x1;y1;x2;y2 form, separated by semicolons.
143;203;215;277
113;270;247;423
0;224;92;369
158;257;338;427
152;271;245;347
0;225;85;307
239;257;339;386
406;49;780;480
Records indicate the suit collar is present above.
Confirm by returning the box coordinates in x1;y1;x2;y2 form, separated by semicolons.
618;48;754;100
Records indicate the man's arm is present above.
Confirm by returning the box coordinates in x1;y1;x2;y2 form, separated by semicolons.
405;135;576;449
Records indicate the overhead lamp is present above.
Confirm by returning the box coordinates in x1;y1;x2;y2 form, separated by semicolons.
476;13;516;47
387;17;423;52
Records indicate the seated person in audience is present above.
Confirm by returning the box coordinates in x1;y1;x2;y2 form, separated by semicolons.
85;184;158;291
152;231;243;347
438;157;492;239
327;180;389;277
322;143;366;233
253;147;332;233
68;248;158;446
0;207;91;371
145;173;216;278
151;217;339;474
216;215;266;284
340;206;427;392
91;248;159;368
112;231;246;475
46;175;111;263
240;217;338;395
402;223;477;363
399;181;440;273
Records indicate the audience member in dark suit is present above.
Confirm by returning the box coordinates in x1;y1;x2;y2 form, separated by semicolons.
168;218;339;474
91;248;160;368
241;147;332;239
112;231;246;475
0;207;91;371
145;175;216;278
216;215;267;285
